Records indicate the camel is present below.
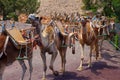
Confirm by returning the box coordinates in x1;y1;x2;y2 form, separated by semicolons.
96;18;116;51
69;19;100;71
0;29;34;80
28;15;73;80
28;16;59;80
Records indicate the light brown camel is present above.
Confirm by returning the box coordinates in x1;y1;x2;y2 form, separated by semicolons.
28;15;73;80
71;20;100;71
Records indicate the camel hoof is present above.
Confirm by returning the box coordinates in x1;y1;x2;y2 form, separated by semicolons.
29;78;31;80
96;54;102;60
42;77;46;80
72;47;75;54
72;50;75;54
96;56;102;60
59;69;65;75
88;64;92;68
59;69;64;73
53;71;59;76
76;67;83;71
98;54;102;59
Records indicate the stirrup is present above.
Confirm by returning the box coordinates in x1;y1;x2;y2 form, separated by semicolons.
16;56;28;60
61;44;68;47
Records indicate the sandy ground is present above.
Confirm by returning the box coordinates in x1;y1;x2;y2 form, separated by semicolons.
1;0;120;79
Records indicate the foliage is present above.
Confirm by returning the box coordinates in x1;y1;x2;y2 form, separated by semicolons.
82;0;91;10
112;0;120;21
82;0;120;21
82;0;99;12
0;0;40;20
7;12;18;21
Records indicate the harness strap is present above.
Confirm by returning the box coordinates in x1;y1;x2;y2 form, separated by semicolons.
2;36;9;55
42;39;55;53
48;40;54;48
0;52;4;58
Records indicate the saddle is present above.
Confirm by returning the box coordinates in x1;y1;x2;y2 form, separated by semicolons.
6;27;35;60
42;25;54;43
6;27;30;49
55;21;68;36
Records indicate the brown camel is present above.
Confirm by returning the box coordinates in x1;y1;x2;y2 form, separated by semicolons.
0;29;34;80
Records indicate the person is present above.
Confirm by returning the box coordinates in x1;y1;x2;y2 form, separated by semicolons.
28;14;42;47
1;21;7;33
10;18;15;28
28;14;41;39
91;14;102;31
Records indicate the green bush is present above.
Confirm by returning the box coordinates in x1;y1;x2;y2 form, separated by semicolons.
0;0;40;21
7;12;18;21
82;0;120;21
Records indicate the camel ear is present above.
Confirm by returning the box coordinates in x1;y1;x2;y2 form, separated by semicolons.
39;17;43;21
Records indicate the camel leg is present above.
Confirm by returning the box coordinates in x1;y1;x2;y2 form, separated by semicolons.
72;46;75;54
40;53;47;80
28;58;33;80
98;28;104;51
62;49;67;74
77;44;84;71
99;38;104;51
88;45;93;68
18;60;27;80
59;48;67;74
59;49;64;73
0;63;6;80
49;52;59;76
95;40;101;60
72;38;75;54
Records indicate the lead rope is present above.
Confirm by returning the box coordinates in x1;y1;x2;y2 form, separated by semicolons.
30;30;34;50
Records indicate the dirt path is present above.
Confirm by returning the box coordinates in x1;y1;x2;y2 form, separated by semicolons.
2;41;120;80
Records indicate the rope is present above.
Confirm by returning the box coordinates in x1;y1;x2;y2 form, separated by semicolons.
97;34;108;37
109;40;120;50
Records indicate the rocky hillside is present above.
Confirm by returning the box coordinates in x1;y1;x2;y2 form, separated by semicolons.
38;0;85;16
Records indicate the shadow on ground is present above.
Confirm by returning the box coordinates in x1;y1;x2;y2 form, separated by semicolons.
86;61;119;75
101;51;120;64
47;71;90;80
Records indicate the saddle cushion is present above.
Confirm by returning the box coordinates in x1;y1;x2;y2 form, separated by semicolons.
55;21;68;36
42;25;54;37
6;27;30;49
6;27;26;44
